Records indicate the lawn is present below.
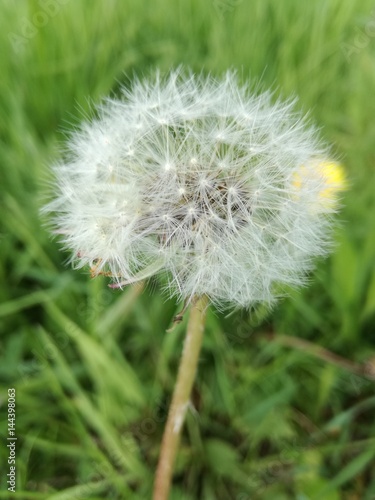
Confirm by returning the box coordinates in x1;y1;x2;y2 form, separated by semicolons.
0;0;375;498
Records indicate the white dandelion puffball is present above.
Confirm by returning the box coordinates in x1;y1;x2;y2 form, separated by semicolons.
46;70;345;308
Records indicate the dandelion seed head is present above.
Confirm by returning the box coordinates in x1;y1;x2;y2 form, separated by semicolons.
44;69;345;308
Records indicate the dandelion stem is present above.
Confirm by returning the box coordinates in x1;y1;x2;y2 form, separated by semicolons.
153;295;209;500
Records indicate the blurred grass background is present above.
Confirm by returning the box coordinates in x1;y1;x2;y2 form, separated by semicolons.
0;0;375;498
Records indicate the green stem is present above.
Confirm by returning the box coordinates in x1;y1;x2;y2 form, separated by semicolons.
153;295;209;500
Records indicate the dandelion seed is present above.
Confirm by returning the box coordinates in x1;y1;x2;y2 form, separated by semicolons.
44;69;345;308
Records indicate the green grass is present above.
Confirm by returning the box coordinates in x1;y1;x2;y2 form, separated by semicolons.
1;0;375;498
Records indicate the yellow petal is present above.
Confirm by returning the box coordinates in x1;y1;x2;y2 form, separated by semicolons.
292;160;347;210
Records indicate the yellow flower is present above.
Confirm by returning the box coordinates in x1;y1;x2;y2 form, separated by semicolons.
318;161;347;201
293;160;347;209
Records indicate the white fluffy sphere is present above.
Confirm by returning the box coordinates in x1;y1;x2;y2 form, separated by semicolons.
46;70;341;308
